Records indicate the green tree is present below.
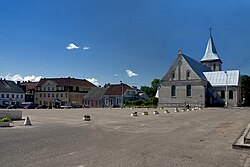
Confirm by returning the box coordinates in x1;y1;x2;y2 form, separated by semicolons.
141;79;160;98
151;79;160;90
241;75;250;106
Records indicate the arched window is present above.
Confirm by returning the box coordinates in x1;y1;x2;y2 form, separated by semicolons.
186;70;190;80
213;63;216;71
221;90;225;99
172;71;175;79
186;85;191;97
171;86;176;97
229;90;233;99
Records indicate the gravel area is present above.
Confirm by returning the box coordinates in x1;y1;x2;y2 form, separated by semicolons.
0;107;250;167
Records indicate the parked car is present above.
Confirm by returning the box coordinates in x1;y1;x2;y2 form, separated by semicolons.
61;105;72;109
36;105;48;109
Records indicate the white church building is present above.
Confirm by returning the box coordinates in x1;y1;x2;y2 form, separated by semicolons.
158;34;241;108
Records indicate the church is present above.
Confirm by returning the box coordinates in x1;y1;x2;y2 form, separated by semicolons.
158;34;241;108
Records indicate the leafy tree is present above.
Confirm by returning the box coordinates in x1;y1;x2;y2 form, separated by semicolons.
151;79;160;90
141;79;160;98
241;75;250;106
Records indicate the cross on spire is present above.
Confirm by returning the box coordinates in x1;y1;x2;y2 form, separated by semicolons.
209;27;212;37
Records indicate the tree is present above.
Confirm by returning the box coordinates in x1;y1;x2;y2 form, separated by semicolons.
241;75;250;106
151;79;160;90
141;79;160;98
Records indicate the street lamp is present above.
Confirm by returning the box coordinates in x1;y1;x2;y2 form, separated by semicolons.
225;71;228;108
120;81;123;108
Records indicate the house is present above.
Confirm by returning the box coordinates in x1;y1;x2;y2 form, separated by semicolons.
0;79;25;107
83;87;108;108
34;77;96;107
158;34;241;108
102;83;137;107
21;81;38;103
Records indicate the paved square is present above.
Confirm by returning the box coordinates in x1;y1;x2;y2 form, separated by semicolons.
0;107;250;167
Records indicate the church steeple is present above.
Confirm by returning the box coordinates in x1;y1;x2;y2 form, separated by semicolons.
201;31;222;71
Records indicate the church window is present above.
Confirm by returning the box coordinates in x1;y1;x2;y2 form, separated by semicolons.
213;63;216;71
186;71;190;80
172;71;175;79
186;85;192;97
229;90;233;99
171;86;176;97
221;90;225;99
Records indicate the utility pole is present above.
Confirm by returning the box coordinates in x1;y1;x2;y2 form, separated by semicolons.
120;81;123;108
225;71;228;108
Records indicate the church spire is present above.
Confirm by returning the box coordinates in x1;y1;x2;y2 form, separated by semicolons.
201;33;221;62
201;31;222;71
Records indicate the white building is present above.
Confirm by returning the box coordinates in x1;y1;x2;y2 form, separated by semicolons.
0;79;25;107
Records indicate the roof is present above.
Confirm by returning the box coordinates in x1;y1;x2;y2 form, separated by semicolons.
36;78;96;87
21;82;38;90
84;87;108;99
201;36;222;62
103;84;132;96
0;79;25;93
182;54;211;80
203;70;240;86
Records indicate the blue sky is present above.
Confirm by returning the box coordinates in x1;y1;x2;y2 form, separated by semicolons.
0;0;250;87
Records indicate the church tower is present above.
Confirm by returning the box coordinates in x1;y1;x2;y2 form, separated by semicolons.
201;33;222;71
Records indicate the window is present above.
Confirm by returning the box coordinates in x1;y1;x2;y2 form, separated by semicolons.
7;94;9;98
171;86;176;97
61;93;63;98
172;71;175;79
40;93;42;97
186;71;190;80
56;94;59;98
48;87;50;91
52;87;54;91
229;90;233;99
221;90;225;99
44;93;46;97
44;87;46;91
65;93;67;98
76;86;79;91
48;93;50;98
16;94;19;98
12;94;14;98
21;95;23;98
186;85;191;97
52;94;54;98
213;63;216;71
1;94;4;98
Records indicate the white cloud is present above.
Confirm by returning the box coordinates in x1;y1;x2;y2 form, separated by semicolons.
85;78;100;86
114;74;119;77
1;74;43;82
126;70;138;77
66;43;79;50
83;46;91;50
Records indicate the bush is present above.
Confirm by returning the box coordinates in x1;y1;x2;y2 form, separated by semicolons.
0;116;13;123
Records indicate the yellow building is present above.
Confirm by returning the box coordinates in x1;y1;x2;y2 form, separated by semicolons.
34;77;96;107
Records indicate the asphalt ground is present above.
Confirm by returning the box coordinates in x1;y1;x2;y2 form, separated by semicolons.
0;107;250;167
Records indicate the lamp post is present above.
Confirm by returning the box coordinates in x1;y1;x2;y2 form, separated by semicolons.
225;71;228;108
120;81;123;108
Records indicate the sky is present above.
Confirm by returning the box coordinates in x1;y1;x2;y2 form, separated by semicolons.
0;0;250;87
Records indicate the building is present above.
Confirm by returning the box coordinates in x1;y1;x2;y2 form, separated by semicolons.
158;34;241;108
21;81;38;103
0;79;25;107
34;77;96;107
83;87;108;108
102;83;137;107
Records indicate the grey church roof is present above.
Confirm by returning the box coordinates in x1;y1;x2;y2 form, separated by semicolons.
182;54;211;80
201;36;222;62
0;79;25;93
203;70;240;86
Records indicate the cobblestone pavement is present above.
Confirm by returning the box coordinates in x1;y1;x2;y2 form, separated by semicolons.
0;107;250;167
